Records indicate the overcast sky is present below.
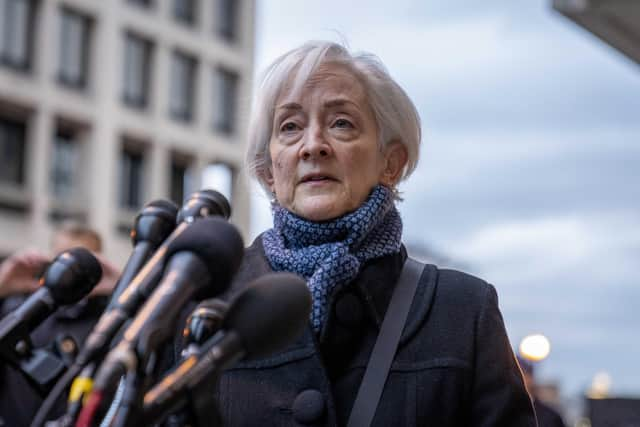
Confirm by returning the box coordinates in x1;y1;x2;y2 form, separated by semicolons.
248;0;640;396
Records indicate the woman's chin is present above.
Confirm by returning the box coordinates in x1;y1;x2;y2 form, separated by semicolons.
292;196;350;222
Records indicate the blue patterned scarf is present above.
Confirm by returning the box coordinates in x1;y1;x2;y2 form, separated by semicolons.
262;185;403;333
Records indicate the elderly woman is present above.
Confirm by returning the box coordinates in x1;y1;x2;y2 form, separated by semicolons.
219;41;536;426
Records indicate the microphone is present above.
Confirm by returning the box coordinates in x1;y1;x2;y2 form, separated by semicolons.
107;199;178;308
141;272;311;425
177;189;231;224
0;248;102;392
181;299;228;358
0;247;102;349
76;190;232;367
93;216;244;390
31;191;233;427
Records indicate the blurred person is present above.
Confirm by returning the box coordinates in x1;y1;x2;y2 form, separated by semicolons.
518;355;567;427
214;41;536;426
0;222;120;427
0;222;119;298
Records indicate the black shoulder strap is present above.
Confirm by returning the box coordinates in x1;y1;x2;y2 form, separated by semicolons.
347;257;426;427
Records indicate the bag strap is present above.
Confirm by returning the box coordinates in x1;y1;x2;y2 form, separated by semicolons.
346;257;426;427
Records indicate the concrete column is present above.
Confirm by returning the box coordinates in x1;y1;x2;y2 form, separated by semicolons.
88;1;119;257
149;142;169;200
151;29;170;122
28;109;52;249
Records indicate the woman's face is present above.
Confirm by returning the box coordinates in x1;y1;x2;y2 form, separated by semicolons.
267;64;403;221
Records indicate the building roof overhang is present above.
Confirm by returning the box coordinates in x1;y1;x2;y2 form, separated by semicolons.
553;0;640;66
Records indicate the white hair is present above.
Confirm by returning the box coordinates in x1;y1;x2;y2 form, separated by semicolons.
245;41;421;196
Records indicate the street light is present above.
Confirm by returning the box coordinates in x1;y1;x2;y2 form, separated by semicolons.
519;334;551;362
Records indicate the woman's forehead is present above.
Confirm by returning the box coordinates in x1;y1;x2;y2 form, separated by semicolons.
275;63;368;108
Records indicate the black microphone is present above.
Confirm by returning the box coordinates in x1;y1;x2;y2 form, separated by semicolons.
0;247;102;349
181;299;228;358
76;190;232;367
141;272;311;425
107;199;178;308
0;248;102;392
29;191;233;427
93;216;244;389
177;189;231;224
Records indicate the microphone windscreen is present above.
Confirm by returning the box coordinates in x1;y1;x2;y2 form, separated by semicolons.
45;247;103;305
176;189;232;224
144;199;179;220
223;272;311;359
166;217;244;294
133;199;179;245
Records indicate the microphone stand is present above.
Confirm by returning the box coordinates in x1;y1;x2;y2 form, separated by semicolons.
101;346;164;427
143;369;223;427
141;331;242;426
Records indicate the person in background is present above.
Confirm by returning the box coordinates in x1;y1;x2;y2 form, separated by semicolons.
0;222;119;298
0;222;120;427
518;355;567;427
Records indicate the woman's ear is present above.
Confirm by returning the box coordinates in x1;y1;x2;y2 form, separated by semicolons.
262;167;276;193
380;141;408;187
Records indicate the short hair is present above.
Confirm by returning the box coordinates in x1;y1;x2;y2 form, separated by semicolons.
54;222;103;252
245;41;421;196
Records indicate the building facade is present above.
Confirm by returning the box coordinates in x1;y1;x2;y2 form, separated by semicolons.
0;0;255;266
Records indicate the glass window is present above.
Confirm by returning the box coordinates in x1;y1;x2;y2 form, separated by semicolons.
173;0;197;27
214;0;237;42
0;0;35;70
169;51;197;122
51;130;81;199
122;32;152;109
170;160;190;205
202;163;233;205
119;146;145;209
58;8;91;88
0;116;26;185
212;67;238;134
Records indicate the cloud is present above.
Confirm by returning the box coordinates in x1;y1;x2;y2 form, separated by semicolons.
445;212;640;285
258;0;640;133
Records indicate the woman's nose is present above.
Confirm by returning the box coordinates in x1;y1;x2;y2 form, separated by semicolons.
300;128;332;160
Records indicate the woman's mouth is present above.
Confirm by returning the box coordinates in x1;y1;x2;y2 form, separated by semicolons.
300;174;336;184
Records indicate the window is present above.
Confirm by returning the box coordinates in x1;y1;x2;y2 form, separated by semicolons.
119;146;145;210
0;116;26;185
122;32;153;109
170;161;187;205
212;67;238;134
127;0;153;8
0;0;36;70
214;0;237;42
58;8;91;88
50;129;81;199
169;51;197;122
173;0;197;27
202;163;233;206
171;158;195;205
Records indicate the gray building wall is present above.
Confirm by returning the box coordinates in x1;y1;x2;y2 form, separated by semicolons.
0;0;255;266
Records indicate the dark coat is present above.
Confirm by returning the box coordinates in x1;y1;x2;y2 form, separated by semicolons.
534;400;566;427
214;236;537;427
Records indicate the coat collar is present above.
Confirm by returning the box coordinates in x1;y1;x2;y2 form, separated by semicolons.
228;234;438;363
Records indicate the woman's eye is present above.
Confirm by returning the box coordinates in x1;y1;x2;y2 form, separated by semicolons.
332;118;354;129
280;122;299;132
